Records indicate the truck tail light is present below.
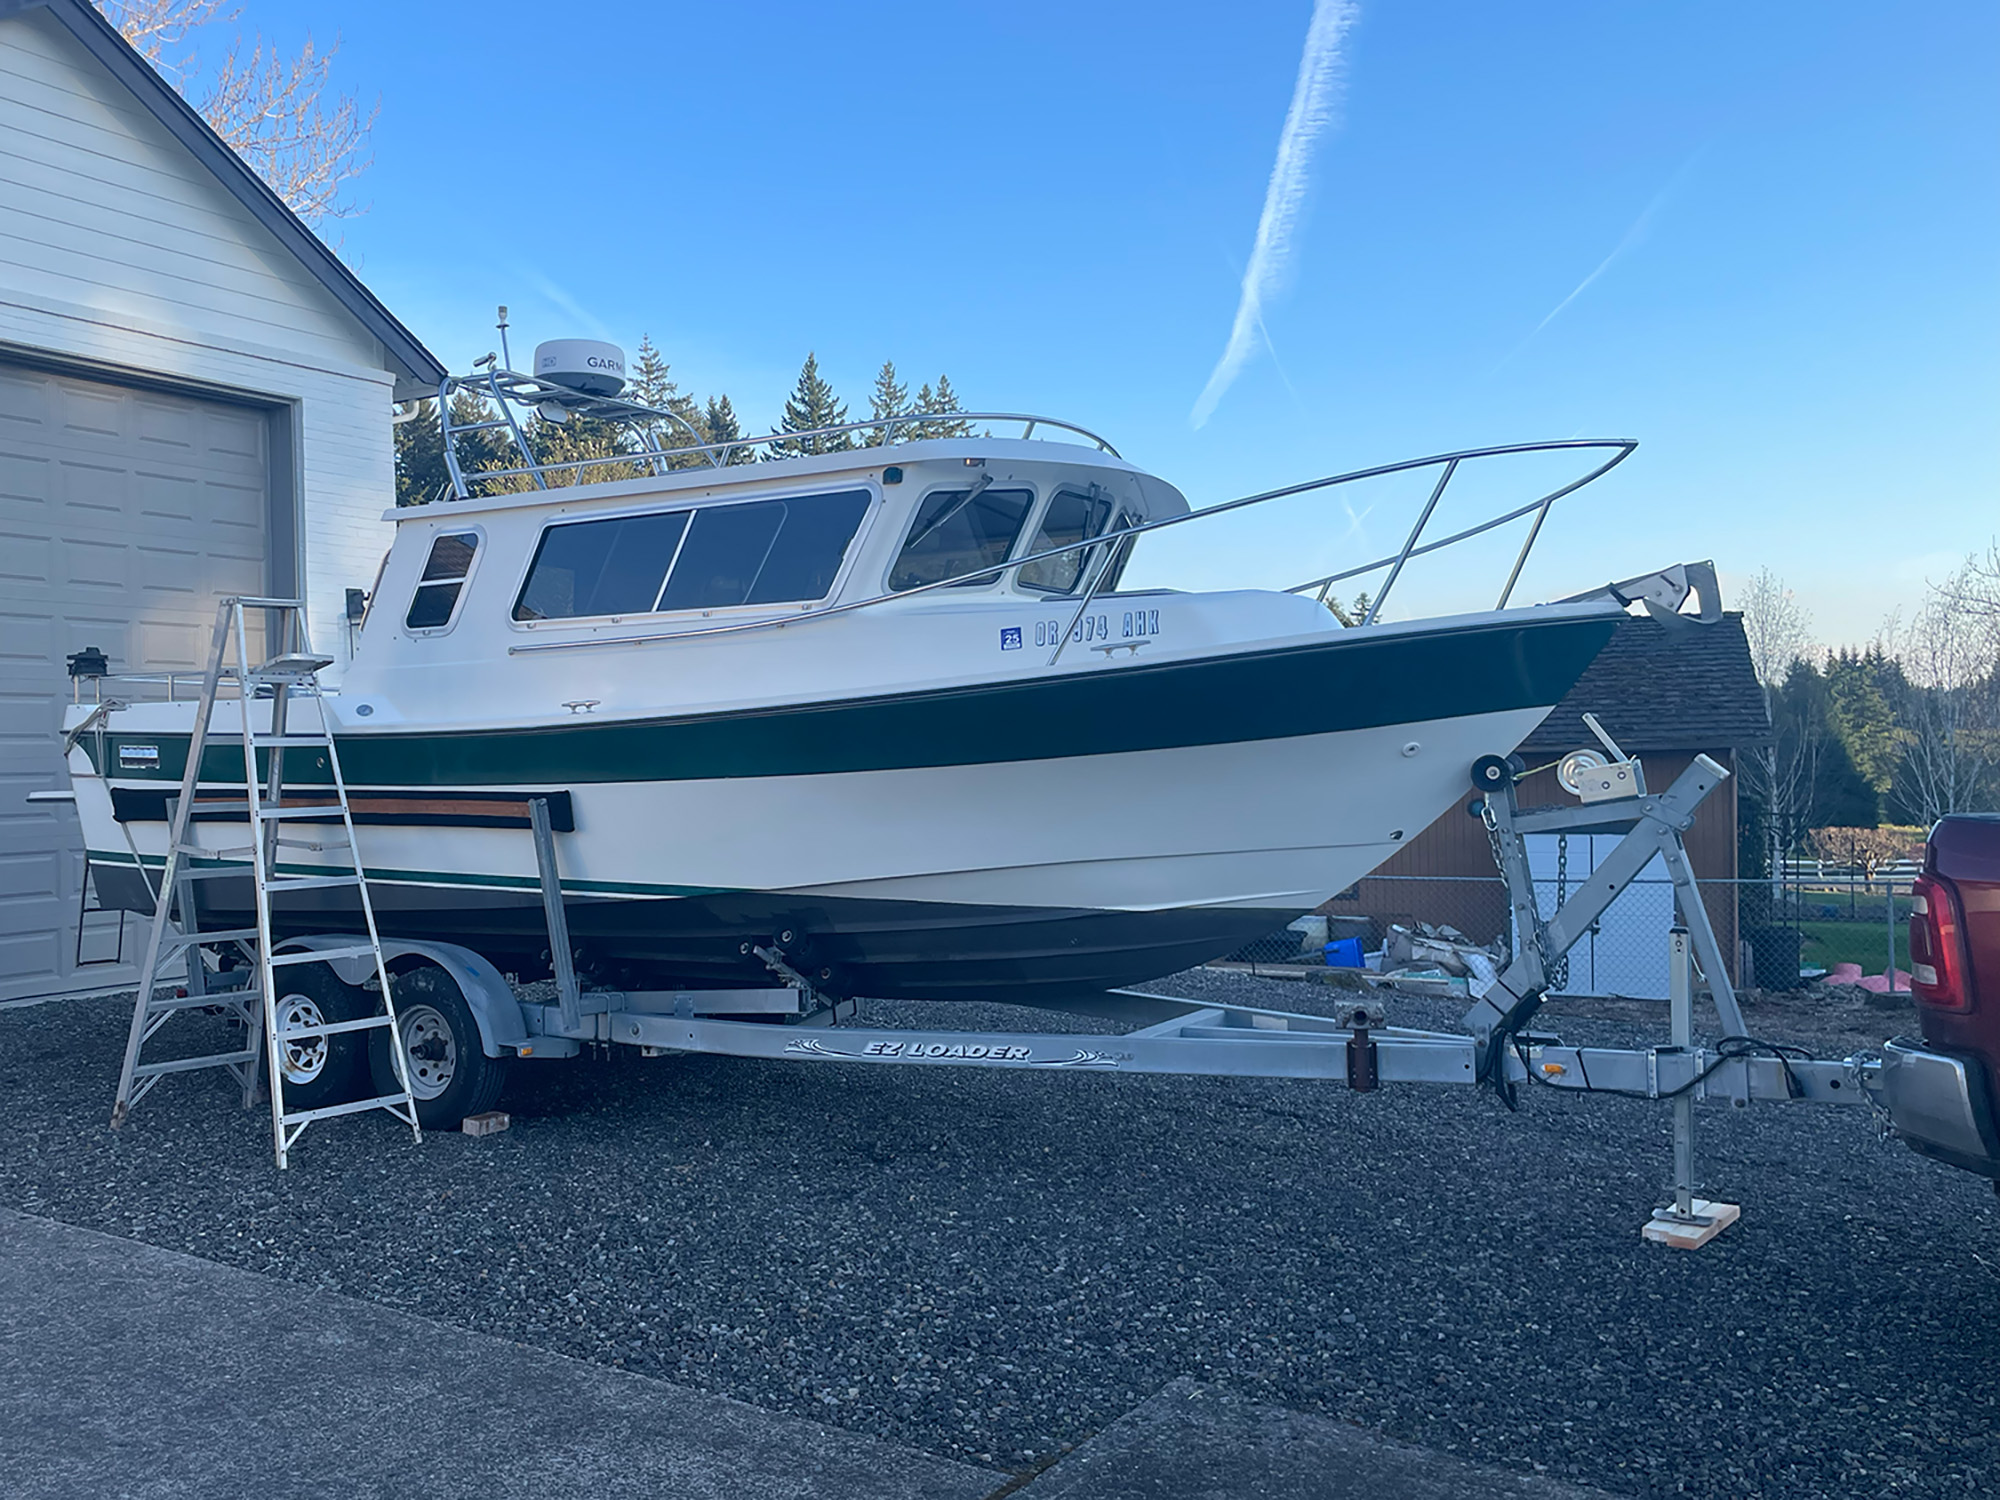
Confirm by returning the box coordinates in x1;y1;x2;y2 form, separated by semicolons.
1909;872;1972;1013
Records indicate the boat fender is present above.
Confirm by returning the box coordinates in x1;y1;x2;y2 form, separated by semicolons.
272;936;529;1058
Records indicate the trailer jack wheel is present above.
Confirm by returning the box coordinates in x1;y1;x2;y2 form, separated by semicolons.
368;965;509;1129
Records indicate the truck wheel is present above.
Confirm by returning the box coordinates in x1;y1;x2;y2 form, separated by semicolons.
368;965;509;1129
270;961;374;1111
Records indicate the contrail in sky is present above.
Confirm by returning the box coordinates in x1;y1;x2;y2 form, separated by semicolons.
1191;0;1360;430
1502;146;1708;364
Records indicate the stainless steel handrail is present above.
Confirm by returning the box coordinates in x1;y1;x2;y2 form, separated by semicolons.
505;438;1638;659
436;365;1121;499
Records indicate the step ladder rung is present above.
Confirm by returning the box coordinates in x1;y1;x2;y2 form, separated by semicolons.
255;804;348;821
162;927;262;949
266;873;363;893
146;991;259;1017
279;1091;417;1128
249;735;332;749
133;1048;260;1078
171;864;252;881
270;944;380;967
276;1014;396;1041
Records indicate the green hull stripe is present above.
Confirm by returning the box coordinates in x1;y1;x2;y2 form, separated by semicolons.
84;613;1613;789
90;849;725;900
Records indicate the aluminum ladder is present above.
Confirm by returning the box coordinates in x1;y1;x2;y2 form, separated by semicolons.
109;597;421;1168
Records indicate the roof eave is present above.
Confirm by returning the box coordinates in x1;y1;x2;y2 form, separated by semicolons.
5;0;447;397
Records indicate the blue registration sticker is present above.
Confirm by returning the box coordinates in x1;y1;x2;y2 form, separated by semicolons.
1000;626;1023;651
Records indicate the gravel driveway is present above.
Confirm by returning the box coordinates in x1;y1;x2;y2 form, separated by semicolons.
2;971;1993;1496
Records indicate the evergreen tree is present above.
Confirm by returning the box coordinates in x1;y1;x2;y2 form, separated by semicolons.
625;332;709;466
395;392;531;503
1824;647;1905;798
705;394;754;465
1771;659;1879;828
627;334;675;409
528;409;645;488
393;398;446;506
867;359;909;446
930;373;975;438
908;373;975;440
768;352;854;458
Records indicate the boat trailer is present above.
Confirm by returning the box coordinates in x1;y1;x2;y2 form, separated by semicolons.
357;717;1873;1248
140;710;1888;1237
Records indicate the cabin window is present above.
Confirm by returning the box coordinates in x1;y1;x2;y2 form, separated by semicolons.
888;485;1034;591
405;531;480;631
514;511;691;621
660;489;872;610
1018;488;1119;595
513;489;871;621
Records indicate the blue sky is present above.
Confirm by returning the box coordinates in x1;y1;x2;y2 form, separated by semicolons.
253;0;1995;643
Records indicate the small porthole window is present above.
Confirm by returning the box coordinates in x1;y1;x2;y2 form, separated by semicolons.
406;531;479;631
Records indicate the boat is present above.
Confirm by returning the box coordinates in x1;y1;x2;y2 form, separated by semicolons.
60;340;1664;1004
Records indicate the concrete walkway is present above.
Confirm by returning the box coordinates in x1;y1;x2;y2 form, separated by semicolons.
1011;1378;1618;1500
1;1209;1626;1500
0;1209;997;1500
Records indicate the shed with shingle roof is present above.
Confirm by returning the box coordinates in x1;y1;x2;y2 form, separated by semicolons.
1322;611;1771;989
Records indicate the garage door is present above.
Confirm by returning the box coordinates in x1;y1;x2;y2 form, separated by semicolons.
0;359;271;1002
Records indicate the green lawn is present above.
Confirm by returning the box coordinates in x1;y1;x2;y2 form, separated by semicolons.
1797;916;1909;975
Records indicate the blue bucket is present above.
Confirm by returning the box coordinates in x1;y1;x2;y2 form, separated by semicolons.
1324;936;1364;969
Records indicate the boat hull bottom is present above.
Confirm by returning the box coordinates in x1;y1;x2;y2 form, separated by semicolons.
94;864;1303;1003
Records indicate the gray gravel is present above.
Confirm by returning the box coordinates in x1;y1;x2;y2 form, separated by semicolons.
2;972;1996;1496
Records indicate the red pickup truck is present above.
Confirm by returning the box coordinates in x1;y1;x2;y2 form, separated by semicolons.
1882;814;2000;1187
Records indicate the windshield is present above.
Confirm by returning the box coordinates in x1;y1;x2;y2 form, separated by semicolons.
888;485;1034;590
1018;488;1118;595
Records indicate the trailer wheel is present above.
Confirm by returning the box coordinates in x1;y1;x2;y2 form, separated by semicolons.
368;965;509;1129
270;962;373;1111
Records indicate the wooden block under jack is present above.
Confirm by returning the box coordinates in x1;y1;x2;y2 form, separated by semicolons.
461;1110;510;1137
1641;1199;1741;1249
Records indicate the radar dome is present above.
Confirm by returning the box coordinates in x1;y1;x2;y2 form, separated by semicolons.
534;339;626;397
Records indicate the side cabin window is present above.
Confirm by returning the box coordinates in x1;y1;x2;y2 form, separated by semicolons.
1018;488;1119;595
888;485;1034;591
513;489;872;622
405;531;480;631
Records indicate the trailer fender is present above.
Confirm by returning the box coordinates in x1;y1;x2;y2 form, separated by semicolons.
271;936;528;1058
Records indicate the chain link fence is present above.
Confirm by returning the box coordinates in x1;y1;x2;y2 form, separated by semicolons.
1222;871;1912;999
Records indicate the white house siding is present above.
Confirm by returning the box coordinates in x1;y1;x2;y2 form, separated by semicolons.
0;6;401;670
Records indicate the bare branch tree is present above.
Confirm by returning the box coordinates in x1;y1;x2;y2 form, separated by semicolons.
1945;540;2000;622
98;1;376;226
1739;567;1814;688
100;0;230;79
1894;560;2000;824
1737;568;1820;862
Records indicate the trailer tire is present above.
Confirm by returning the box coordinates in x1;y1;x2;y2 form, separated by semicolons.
368;965;509;1129
270;962;373;1111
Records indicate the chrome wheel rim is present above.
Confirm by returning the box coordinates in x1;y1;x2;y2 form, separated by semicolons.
397;1003;456;1100
274;994;329;1084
